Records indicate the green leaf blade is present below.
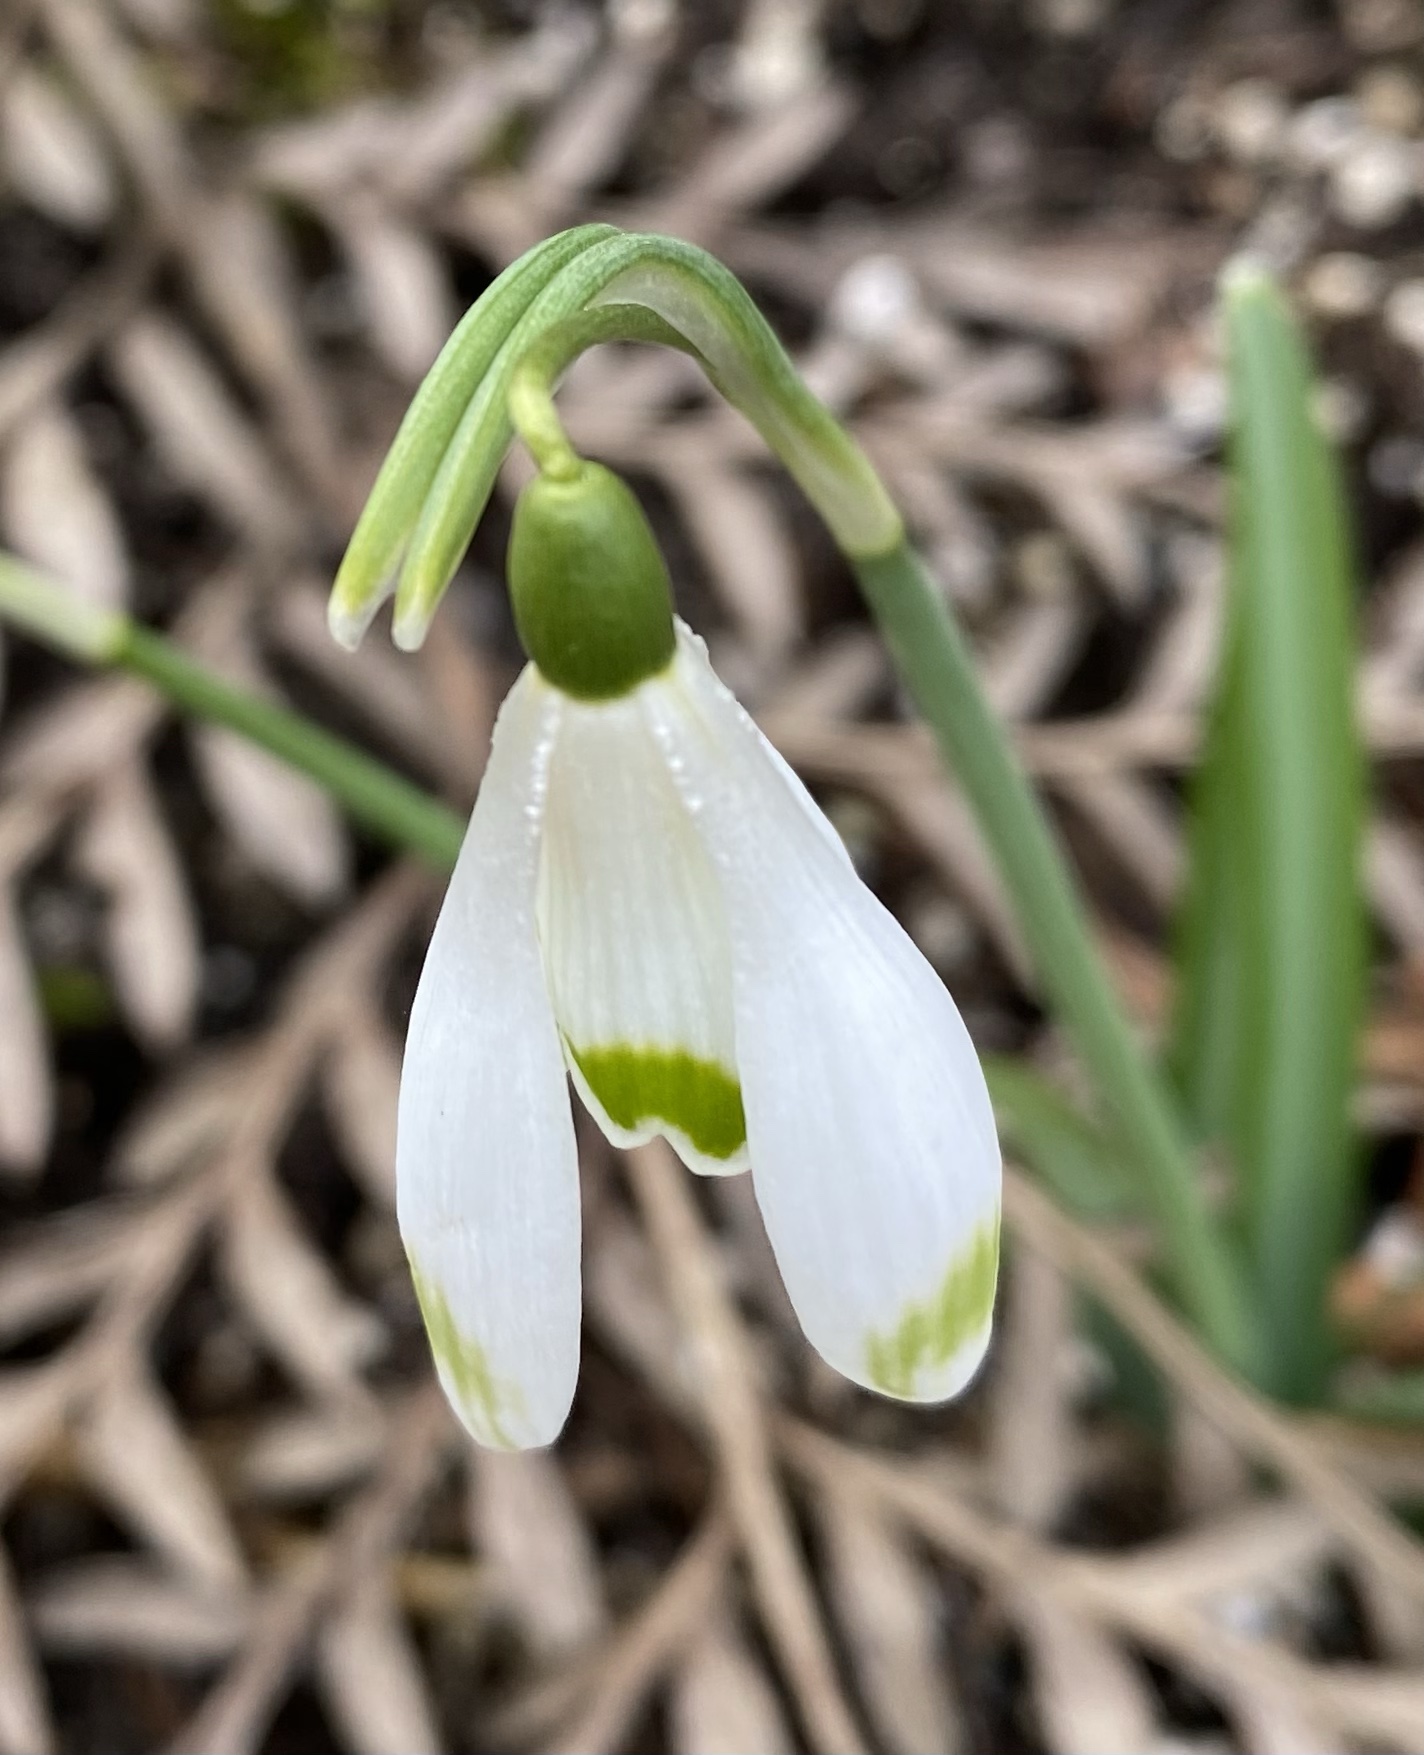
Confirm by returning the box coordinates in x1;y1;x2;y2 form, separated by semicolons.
984;1056;1141;1223
1174;264;1367;1403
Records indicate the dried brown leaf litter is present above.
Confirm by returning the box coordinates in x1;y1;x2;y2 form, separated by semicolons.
6;3;1424;1751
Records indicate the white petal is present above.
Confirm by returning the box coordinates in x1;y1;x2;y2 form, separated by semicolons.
644;625;1001;1401
536;683;747;1176
397;668;581;1449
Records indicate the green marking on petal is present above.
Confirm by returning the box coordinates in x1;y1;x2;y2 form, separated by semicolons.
864;1214;1000;1399
409;1259;521;1448
569;1042;747;1160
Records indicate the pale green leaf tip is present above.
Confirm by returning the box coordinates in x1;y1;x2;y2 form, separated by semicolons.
391;602;433;652
0;555;126;663
1220;253;1278;305
327;587;385;653
327;529;400;650
392;551;452;650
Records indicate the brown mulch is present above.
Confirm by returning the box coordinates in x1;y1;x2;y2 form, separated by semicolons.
5;2;1424;1750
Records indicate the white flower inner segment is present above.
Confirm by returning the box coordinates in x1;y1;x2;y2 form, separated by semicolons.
536;684;748;1174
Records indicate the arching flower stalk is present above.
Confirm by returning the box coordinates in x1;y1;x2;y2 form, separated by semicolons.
329;226;1008;1448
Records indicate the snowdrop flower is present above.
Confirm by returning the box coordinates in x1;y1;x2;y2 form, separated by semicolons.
399;459;1000;1449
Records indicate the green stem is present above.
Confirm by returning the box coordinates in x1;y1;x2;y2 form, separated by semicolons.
855;541;1253;1374
120;627;465;869
0;552;464;872
0;550;125;661
507;303;694;476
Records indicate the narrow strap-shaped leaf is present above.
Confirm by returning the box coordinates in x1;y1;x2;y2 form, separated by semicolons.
1168;615;1249;1142
1333;1368;1424;1424
984;1057;1140;1222
1172;266;1366;1404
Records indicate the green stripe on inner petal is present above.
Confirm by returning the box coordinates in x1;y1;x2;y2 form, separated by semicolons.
865;1215;1000;1399
409;1258;520;1448
569;1042;747;1161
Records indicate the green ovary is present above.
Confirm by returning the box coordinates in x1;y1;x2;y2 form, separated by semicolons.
570;1042;747;1161
865;1214;1000;1399
409;1260;520;1448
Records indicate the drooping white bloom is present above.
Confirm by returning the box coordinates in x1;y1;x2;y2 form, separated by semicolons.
399;619;1001;1450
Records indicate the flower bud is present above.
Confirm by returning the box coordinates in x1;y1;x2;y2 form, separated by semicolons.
508;460;675;700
